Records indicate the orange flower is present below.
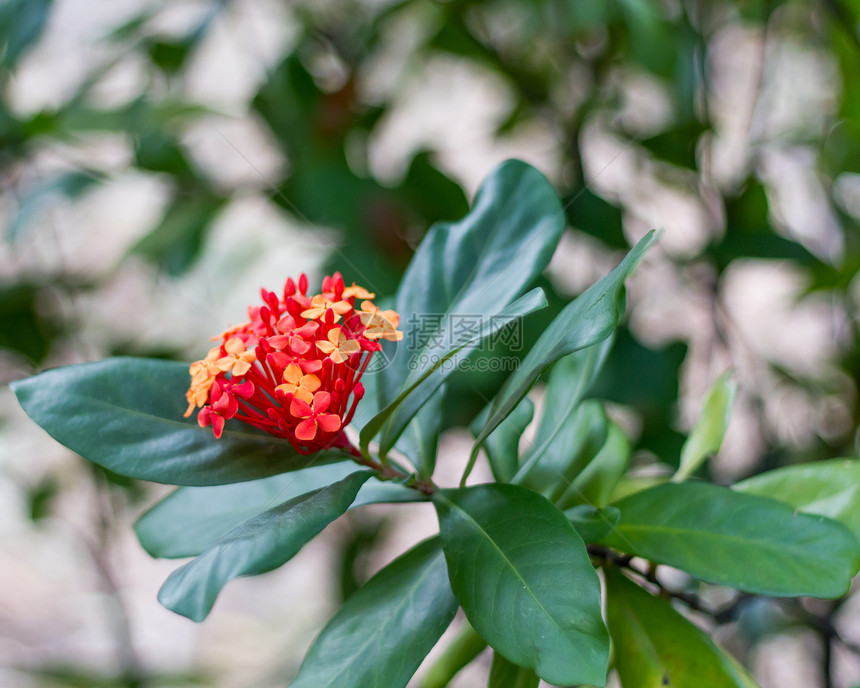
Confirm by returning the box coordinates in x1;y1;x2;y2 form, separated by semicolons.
359;301;403;341
275;364;321;404
216;337;257;377
301;294;352;321
316;326;362;364
185;272;397;453
290;392;341;442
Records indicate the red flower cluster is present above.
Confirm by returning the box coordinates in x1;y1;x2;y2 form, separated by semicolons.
185;273;402;453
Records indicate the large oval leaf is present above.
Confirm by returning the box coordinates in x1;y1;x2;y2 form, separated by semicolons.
136;463;425;559
158;470;371;621
602;482;860;597
11;358;350;486
470;231;655;476
604;566;760;688
367;160;565;457
290;538;457;688
433;483;609;686
734;458;860;542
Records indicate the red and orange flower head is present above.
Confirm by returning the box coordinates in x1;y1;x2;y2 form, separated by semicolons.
184;272;402;453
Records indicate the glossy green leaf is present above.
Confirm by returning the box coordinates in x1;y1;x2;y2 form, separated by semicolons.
158;471;371;621
734;458;860;542
372;160;565;454
565;505;621;543
362;288;548;458
434;484;609;686
135;463;425;559
290;538;458;688
512;338;613;497
471;231;655;472
604;566;760;688
516;400;608;504
602;482;860;597
469;397;534;483
563;420;632;508
488;652;539;688
674;372;737;482
11;358;350;486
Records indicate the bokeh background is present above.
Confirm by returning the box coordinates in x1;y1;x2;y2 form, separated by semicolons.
1;0;859;686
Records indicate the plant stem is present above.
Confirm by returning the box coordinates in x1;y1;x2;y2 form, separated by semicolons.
421;622;487;688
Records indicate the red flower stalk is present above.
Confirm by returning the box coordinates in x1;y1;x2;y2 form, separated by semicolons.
185;272;402;454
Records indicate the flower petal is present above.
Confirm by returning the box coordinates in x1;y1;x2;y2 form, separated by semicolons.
317;413;341;434
295;418;317;442
311;391;331;413
290;397;313;418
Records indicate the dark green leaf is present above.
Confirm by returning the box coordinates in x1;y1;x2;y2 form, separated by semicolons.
470;397;534;483
565;505;621;543
563;420;632;508
434;484;609;686
372;159;565;454
734;458;860;542
11;358;350;486
602;482;860;597
471;232;655;470
135;463;425;559
605;566;760;688
290;538;458;688
362;289;548;459
158;471;371;621
488;652;539;688
517;399;608;504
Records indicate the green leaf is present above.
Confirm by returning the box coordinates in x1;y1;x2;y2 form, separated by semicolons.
565;505;621;543
604;566;760;688
470;231;656;473
11;358;350;486
470;397;534;483
361;288;548;459
372;159;566;453
488;652;539;688
434;484;609;686
674;372;737;482
734;458;860;542
290;538;458;688
602;482;860;597
564;420;632;508
511;338;613;497
135;463;425;559
158;471;371;621
516;400;608;505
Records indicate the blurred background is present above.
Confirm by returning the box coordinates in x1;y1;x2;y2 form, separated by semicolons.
1;0;859;686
